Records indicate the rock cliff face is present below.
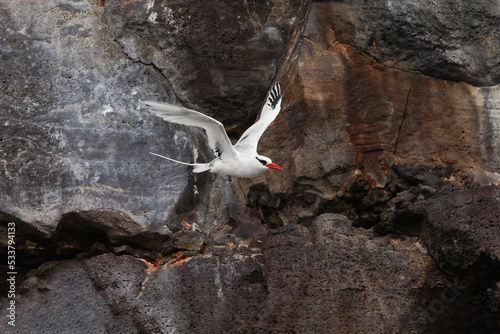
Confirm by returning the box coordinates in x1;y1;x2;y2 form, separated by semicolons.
1;0;500;333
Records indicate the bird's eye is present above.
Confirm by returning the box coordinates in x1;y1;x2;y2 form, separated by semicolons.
256;157;267;165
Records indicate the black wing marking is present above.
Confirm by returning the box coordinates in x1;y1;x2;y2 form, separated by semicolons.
268;83;282;109
234;82;283;154
215;148;222;158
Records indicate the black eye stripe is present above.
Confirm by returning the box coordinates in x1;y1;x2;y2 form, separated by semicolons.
256;157;267;165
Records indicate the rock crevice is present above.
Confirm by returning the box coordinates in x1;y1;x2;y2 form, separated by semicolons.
394;73;417;157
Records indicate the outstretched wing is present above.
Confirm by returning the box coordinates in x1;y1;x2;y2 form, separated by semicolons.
141;100;239;160
234;83;282;153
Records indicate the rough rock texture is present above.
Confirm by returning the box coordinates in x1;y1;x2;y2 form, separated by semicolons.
104;0;301;133
2;0;500;333
234;0;500;226
0;0;187;233
2;215;436;334
424;186;500;269
330;0;500;86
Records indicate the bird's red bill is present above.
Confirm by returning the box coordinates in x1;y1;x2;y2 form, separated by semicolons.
266;163;283;170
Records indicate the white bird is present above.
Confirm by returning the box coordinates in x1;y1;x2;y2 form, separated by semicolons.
141;83;284;178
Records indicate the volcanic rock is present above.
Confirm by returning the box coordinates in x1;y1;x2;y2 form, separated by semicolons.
2;0;500;333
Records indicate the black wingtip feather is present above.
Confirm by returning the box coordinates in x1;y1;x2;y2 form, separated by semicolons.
268;82;282;109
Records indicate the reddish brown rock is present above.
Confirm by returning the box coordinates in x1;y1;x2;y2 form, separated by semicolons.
235;1;500;226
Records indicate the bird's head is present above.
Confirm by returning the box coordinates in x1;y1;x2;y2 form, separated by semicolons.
255;156;283;171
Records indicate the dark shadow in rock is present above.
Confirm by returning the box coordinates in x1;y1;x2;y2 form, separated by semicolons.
226;203;267;239
407;255;500;334
393;164;454;187
0;208;171;296
54;210;169;253
173;169;213;225
0;212;54;296
247;183;285;229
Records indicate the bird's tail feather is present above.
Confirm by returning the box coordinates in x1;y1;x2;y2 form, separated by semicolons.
149;152;210;173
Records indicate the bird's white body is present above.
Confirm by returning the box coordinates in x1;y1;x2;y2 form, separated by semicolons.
142;83;283;178
210;154;268;178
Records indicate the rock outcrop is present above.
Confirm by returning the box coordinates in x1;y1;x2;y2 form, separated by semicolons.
330;0;500;86
4;215;436;333
1;0;500;333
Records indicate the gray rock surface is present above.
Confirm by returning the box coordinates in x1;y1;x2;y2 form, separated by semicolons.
0;0;191;233
329;0;500;86
104;0;301;133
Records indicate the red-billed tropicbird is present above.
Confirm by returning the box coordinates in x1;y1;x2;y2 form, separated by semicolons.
141;83;284;178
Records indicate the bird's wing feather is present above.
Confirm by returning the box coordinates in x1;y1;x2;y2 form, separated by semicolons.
235;83;282;153
141;100;238;160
